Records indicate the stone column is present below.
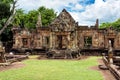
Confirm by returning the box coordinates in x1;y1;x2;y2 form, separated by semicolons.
75;30;78;48
50;32;52;48
40;35;42;48
108;40;113;64
27;38;29;48
52;32;55;49
67;33;70;49
42;36;44;47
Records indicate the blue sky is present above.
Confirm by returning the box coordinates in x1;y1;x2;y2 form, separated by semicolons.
17;0;120;26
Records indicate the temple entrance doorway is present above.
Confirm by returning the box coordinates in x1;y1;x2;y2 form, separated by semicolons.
22;38;28;48
108;38;114;48
56;35;68;49
57;35;62;49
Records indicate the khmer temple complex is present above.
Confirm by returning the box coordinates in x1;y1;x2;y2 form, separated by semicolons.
11;9;120;54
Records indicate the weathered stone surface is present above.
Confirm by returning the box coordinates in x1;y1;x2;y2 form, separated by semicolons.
0;42;5;63
11;9;120;53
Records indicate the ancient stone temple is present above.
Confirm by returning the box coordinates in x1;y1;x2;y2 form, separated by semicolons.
11;9;120;54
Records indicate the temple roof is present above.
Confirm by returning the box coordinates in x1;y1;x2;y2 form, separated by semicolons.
50;9;77;31
51;9;75;24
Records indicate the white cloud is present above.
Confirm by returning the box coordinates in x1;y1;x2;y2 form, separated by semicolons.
17;0;79;12
71;3;83;11
17;0;120;26
70;0;120;25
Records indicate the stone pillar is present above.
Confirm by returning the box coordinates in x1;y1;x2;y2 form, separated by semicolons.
108;40;113;64
54;34;57;49
42;36;44;47
75;30;78;48
39;35;42;48
52;32;55;49
95;19;99;29
43;36;46;48
28;38;30;48
67;33;70;49
50;32;52;48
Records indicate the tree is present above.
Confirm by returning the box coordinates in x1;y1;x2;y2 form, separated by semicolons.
112;18;120;30
99;22;112;29
24;10;38;29
13;9;25;27
0;1;11;30
38;6;57;26
0;0;16;43
100;18;120;31
13;6;57;30
0;0;16;35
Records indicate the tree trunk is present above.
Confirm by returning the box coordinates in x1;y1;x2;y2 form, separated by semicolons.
0;0;17;35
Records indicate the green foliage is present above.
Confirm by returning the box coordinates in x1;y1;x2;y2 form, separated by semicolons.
13;6;57;30
0;0;13;19
1;24;13;41
112;18;120;30
0;0;12;41
13;9;25;27
99;22;111;29
100;18;120;30
24;10;38;29
38;6;57;26
0;1;11;27
0;5;56;42
13;9;38;29
0;57;103;80
0;2;10;19
0;0;13;3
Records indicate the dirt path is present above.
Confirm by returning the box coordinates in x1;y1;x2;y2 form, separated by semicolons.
90;58;116;80
0;62;25;72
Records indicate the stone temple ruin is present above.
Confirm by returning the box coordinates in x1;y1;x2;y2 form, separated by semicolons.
11;9;120;56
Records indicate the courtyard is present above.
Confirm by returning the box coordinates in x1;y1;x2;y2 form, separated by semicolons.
0;56;115;80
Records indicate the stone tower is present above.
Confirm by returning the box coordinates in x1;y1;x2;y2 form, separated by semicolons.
36;12;42;28
95;19;99;29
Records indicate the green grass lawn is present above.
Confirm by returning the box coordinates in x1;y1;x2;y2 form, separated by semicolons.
0;57;103;80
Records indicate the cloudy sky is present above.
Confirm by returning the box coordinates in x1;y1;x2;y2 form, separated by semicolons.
17;0;120;26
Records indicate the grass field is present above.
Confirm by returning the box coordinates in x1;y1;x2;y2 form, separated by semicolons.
0;57;103;80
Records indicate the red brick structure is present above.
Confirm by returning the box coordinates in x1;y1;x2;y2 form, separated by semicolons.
11;9;120;54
